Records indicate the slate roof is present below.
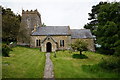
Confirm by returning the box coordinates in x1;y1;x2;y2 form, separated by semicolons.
32;26;93;39
71;29;93;39
32;26;71;36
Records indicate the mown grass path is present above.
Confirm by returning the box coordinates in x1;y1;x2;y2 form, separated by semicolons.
2;46;45;78
44;53;54;79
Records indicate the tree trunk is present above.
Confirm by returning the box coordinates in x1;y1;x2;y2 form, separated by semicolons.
80;51;82;55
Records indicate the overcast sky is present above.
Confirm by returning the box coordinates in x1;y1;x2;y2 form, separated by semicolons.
1;0;120;29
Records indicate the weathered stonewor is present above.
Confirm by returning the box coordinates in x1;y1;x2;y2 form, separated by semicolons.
17;9;42;46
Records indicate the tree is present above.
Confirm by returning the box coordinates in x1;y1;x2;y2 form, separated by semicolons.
2;7;21;43
70;39;88;55
17;22;31;44
84;2;108;35
84;2;120;55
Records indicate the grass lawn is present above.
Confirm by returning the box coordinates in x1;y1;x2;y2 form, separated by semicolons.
2;46;45;78
51;51;120;78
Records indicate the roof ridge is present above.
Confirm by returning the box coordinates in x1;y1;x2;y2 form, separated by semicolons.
45;26;69;27
71;29;90;30
32;25;71;36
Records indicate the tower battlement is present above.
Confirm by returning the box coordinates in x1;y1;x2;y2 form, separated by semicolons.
22;9;41;17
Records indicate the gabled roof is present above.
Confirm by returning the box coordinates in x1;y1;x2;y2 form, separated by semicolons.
32;26;71;36
71;29;93;39
31;26;93;39
41;36;57;44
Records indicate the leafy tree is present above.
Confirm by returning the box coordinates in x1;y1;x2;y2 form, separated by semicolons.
2;7;21;43
70;39;88;55
84;2;120;55
17;22;30;44
84;2;108;34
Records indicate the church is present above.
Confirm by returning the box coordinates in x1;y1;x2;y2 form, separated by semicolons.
17;9;95;52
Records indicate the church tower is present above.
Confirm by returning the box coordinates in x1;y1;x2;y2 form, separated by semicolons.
21;9;42;31
17;9;42;46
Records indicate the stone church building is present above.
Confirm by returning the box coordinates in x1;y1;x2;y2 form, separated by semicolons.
17;10;95;52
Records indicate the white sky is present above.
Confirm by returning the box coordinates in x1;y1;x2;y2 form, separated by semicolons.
1;0;120;29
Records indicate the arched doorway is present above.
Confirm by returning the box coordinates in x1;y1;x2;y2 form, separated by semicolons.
46;42;52;52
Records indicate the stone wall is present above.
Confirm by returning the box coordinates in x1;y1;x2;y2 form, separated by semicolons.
21;10;42;31
71;38;95;52
52;35;71;50
30;35;95;52
30;35;71;52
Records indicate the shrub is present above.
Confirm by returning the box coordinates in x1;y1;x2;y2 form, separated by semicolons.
114;45;120;56
2;44;12;57
98;56;120;72
96;47;114;55
82;64;101;73
72;54;88;59
82;57;120;73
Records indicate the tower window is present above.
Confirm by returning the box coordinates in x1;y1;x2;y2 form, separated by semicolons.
60;40;64;47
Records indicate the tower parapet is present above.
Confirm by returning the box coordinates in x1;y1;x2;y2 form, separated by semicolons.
22;9;41;18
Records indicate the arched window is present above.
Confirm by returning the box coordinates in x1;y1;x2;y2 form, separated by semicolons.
36;40;38;46
60;40;64;47
39;39;40;46
36;39;41;47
